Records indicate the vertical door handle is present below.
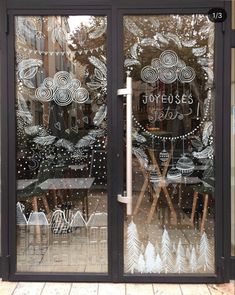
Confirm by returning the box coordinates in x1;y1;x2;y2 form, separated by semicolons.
117;77;132;215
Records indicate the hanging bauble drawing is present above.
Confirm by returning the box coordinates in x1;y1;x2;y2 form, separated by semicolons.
159;139;169;162
167;167;182;180
176;155;194;176
149;171;160;183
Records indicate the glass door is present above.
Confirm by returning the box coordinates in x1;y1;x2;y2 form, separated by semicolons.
121;14;217;276
14;14;109;273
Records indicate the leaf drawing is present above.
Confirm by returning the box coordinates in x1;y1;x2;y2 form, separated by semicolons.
132;130;146;143
202;66;214;83
55;139;74;152
165;33;182;49
124;59;140;67
18;59;42;80
130;43;139;59
33;135;56;146
88;129;105;137
154;32;169;45
132;147;148;169
93;104;107;126
191;136;203;151
192;46;207;57
88;56;107;77
140;38;160;48
202;121;213;146
193;146;213;159
75;134;96;148
89;19;107;39
24;125;41;136
149;17;160;29
86;81;102;90
181;39;197;47
23;79;35;89
124;18;143;36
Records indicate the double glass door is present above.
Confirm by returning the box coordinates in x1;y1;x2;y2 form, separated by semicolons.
13;10;220;280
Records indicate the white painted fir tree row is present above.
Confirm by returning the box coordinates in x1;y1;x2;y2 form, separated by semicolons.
126;220;141;274
126;221;213;274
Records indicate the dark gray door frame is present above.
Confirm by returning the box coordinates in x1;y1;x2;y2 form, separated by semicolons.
0;0;233;282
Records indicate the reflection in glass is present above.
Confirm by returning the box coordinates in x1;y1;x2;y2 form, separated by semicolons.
15;15;108;272
232;49;235;256
124;15;215;274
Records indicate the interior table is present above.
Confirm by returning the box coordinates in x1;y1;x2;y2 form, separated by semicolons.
38;177;95;220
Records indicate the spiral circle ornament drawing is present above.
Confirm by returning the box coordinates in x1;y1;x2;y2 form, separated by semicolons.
54;71;72;89
54;89;73;106
159;67;177;84
178;66;196;83
159;50;178;68
140;66;158;83
35;86;53;102
43;77;54;88
151;58;161;69
74;88;89;103
71;79;81;89
35;71;89;106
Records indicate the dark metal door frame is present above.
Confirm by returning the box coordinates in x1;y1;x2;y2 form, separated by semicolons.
0;0;232;283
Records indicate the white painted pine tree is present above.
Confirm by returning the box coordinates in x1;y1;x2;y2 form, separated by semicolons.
155;254;163;273
198;232;213;272
175;239;187;273
137;253;145;274
161;228;173;273
189;246;198;273
144;241;155;273
172;241;176;254
126;220;141;274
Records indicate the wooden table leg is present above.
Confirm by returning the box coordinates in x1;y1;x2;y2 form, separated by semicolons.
42;195;50;214
162;186;177;225
190;191;199;227
133;176;149;215
32;196;38;212
147;185;161;224
201;193;209;234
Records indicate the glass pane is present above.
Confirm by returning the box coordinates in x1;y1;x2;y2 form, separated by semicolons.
15;15;108;272
124;15;215;274
232;48;235;256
